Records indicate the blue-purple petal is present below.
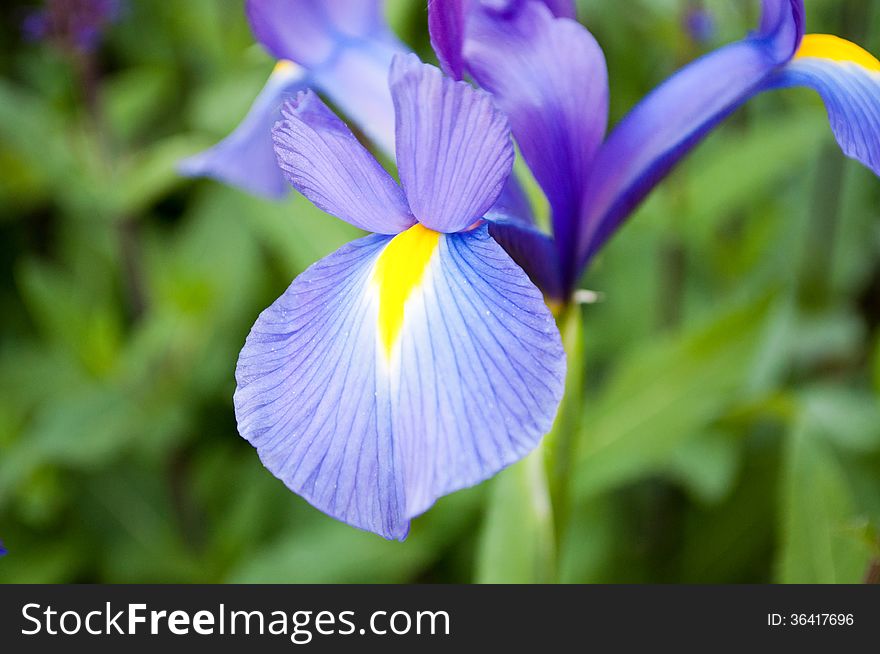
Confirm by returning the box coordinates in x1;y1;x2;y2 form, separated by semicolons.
309;37;403;155
272;91;414;234
487;219;564;301
246;0;391;67
234;226;565;539
390;54;514;233
463;0;608;286
759;0;805;60
428;0;466;80
772;58;880;176
247;0;406;155
428;0;575;80
179;63;308;199
576;0;804;272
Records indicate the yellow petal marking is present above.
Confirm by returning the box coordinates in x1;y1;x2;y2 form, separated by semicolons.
372;224;441;358
273;59;297;74
795;34;880;72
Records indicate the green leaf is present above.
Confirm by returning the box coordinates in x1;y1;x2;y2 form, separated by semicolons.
873;338;880;396
799;385;880;454
665;431;742;505
777;419;872;583
677;107;830;242
103;66;176;144
573;293;773;500
113;134;211;216
475;449;556;583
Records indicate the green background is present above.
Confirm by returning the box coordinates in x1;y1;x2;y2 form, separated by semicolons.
1;0;879;583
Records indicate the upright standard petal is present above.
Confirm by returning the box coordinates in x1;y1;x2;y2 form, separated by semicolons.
390;54;514;233
272;91;414;234
428;0;576;81
463;0;608;287
428;0;466;80
576;0;804;272
772;35;880;176
179;61;307;199
234;225;565;539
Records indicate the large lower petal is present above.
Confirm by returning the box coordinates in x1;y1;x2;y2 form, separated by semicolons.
390;54;514;233
576;0;804;274
487;219;564;302
234;225;565;540
772;35;880;176
463;0;608;287
273;91;414;234
179;62;307;199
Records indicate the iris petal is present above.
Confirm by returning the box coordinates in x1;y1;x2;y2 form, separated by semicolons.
428;0;466;80
234;225;565;539
184;0;404;198
576;0;804;272
774;42;880;176
390;54;514;233
463;0;607;287
272;91;414;234
247;0;405;154
179;61;307;199
428;0;577;79
487;220;564;302
246;0;391;68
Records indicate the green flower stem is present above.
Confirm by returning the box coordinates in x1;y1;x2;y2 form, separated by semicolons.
542;303;586;556
475;445;556;583
474;302;585;583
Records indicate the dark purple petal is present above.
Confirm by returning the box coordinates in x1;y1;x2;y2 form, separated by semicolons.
272;91;414;234
428;0;576;80
760;0;805;61
489;174;535;226
464;1;607;286
576;0;804;273
179;63;308;199
390;54;514;233
428;0;466;80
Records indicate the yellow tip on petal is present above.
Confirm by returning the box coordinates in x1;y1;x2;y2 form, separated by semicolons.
795;34;880;72
373;224;441;358
273;59;297;75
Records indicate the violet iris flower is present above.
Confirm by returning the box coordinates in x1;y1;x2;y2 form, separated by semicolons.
234;54;565;540
180;0;407;198
430;0;880;301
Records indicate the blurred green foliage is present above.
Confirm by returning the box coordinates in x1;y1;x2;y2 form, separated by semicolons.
1;0;879;583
